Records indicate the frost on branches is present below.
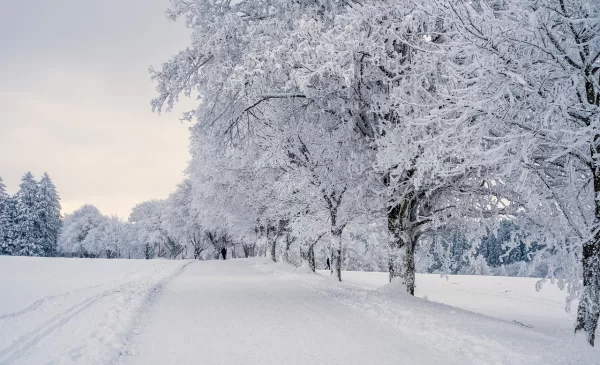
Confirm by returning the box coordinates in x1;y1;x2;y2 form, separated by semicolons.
440;0;600;345
149;0;600;344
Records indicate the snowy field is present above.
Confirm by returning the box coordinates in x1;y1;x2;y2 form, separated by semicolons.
1;257;598;365
0;257;190;365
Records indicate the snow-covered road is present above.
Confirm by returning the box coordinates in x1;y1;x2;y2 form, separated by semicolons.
2;257;599;365
121;259;442;365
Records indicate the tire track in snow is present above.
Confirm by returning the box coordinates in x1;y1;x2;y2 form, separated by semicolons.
0;284;104;322
0;283;134;364
0;268;145;322
0;262;189;365
115;261;195;364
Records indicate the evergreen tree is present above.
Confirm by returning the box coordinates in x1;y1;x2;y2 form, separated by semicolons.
0;176;7;202
479;223;509;267
0;196;18;255
36;173;62;257
15;172;43;256
0;177;13;255
428;231;472;275
479;221;545;268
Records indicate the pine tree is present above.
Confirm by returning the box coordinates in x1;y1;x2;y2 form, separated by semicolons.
0;177;13;255
36;173;62;257
1;196;18;255
0;177;7;202
15;172;43;256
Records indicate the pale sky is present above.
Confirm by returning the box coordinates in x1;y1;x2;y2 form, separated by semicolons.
0;0;193;218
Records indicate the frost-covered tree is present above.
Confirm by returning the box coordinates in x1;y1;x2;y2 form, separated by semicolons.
14;172;44;256
438;0;600;345
86;216;133;259
0;177;9;254
522;0;599;345
186;128;287;261
149;0;600;343
0;177;16;255
0;176;7;206
0;196;18;256
58;205;107;257
279;1;519;292
162;180;208;260
257;114;379;280
150;0;506;286
36;173;62;257
129;200;173;259
59;205;137;258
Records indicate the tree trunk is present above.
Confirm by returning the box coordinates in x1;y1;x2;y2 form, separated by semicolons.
388;233;416;294
575;164;600;346
284;234;294;263
331;228;343;281
308;243;316;273
253;226;263;258
267;225;277;262
388;202;416;295
575;235;600;346
144;243;151;260
270;237;276;262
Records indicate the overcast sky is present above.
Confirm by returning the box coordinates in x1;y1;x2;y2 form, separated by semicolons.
0;0;193;218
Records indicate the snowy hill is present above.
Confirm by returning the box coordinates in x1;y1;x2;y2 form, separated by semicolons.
1;257;598;365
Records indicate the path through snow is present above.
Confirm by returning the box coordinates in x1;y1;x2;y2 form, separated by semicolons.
121;259;600;365
2;257;599;365
121;259;443;365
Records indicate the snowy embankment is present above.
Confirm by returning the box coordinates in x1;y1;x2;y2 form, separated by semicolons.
263;261;598;365
317;270;578;336
0;256;190;365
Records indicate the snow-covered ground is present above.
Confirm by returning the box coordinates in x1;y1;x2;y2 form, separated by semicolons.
0;256;190;365
317;270;577;337
1;257;598;365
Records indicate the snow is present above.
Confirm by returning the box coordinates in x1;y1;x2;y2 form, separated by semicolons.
121;259;442;365
317;270;578;336
1;257;599;365
0;256;190;365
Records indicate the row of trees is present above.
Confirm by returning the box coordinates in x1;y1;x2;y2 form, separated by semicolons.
58;194;545;275
57;192;239;261
148;0;600;344
0;173;62;257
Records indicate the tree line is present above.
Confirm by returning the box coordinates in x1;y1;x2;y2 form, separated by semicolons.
146;0;600;345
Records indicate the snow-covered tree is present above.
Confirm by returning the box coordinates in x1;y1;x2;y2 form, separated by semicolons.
437;0;600;345
59;205;137;258
275;0;519;291
0;177;9;254
0;177;15;255
0;196;18;256
58;205;107;257
14;172;43;256
0;176;7;206
129;200;172;259
148;0;600;344
85;216;132;259
162;180;210;260
36;173;62;257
